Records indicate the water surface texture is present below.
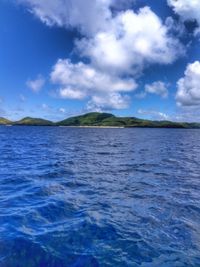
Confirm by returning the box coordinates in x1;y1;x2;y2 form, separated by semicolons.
0;127;200;267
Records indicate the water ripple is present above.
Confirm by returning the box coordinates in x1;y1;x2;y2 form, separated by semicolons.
0;127;200;266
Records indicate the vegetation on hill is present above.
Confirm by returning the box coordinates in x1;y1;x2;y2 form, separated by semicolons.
0;113;200;128
0;117;12;125
14;117;54;126
57;112;115;126
57;112;200;128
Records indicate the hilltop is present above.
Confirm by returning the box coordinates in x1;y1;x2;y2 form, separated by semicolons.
57;112;200;128
0;117;12;125
0;113;200;128
58;112;115;126
14;117;53;126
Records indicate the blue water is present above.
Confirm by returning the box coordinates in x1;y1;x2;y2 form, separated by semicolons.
0;126;200;267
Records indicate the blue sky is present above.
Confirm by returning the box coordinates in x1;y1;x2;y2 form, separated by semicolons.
0;0;200;121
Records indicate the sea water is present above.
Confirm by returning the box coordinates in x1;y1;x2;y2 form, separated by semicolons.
0;126;200;266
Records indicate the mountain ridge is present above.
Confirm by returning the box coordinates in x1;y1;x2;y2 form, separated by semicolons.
14;117;53;126
0;112;200;128
0;117;12;125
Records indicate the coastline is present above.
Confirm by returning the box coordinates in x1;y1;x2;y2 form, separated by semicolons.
1;124;200;129
59;125;125;128
1;112;200;129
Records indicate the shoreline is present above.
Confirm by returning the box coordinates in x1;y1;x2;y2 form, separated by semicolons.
1;112;200;129
1;124;199;129
58;125;125;128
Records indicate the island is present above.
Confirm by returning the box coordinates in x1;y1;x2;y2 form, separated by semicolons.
0;112;199;128
0;117;12;125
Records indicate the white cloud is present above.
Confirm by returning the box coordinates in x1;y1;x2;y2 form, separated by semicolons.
176;61;200;106
51;59;137;110
77;7;185;74
18;0;135;35
19;1;184;74
145;81;169;98
26;75;45;92
59;107;66;113
19;0;185;111
87;93;130;111
18;0;113;35
168;0;200;34
138;109;169;120
50;4;184;110
51;59;136;93
59;87;86;100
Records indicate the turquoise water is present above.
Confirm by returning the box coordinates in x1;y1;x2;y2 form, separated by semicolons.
0;126;200;266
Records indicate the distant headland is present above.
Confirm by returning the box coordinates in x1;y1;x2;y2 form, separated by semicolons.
0;112;200;128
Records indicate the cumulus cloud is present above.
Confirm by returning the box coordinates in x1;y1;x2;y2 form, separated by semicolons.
87;93;130;111
19;0;185;111
77;7;185;74
138;109;169;120
51;59;136;93
176;61;200;106
18;0;113;35
59;88;86;100
18;0;135;34
168;0;200;34
20;0;185;73
26;75;45;92
51;59;137;109
145;81;169;98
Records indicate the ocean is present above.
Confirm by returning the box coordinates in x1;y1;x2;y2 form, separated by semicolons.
0;126;200;267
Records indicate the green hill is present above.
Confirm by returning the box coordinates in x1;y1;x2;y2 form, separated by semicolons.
0;113;200;128
0;117;12;125
14;117;54;126
58;112;115;126
57;112;200;128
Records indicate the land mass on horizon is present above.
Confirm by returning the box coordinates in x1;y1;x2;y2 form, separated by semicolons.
0;112;200;128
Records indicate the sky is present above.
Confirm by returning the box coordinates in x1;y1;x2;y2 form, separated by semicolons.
0;0;200;122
